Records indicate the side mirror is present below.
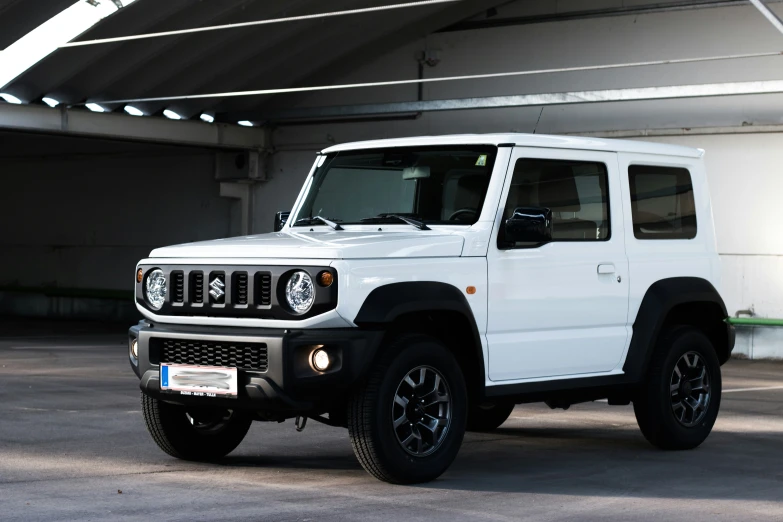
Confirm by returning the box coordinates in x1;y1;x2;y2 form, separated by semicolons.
503;207;552;247
274;211;290;232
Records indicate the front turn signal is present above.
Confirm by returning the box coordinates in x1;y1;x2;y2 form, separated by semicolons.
317;271;334;287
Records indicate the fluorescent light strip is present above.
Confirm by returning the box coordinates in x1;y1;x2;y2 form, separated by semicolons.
200;113;215;123
93;50;783;105
85;102;105;112
59;0;459;48
749;0;783;35
42;97;60;107
237;120;254;127
124;105;144;116
0;93;23;104
0;0;136;90
163;109;182;120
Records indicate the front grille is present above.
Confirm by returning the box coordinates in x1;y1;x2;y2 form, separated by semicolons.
157;338;268;372
137;265;335;318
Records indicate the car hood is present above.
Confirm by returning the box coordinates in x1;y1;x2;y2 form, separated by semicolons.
148;230;465;259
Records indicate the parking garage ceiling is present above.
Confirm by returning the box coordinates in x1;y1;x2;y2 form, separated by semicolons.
0;0;509;118
1;0;783;127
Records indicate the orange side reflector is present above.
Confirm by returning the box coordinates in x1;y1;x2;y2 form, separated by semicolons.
466;286;476;295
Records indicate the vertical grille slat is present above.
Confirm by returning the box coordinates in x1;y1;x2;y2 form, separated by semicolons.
189;271;204;304
172;272;185;303
255;272;272;306
233;272;248;305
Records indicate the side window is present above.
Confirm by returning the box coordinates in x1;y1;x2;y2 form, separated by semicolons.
499;158;610;248
628;165;696;239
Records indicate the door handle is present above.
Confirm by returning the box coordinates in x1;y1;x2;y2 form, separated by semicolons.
597;263;615;274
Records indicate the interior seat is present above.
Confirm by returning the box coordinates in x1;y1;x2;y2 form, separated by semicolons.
441;170;488;221
536;166;598;240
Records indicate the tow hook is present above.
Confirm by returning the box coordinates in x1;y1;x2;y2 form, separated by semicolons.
295;416;308;432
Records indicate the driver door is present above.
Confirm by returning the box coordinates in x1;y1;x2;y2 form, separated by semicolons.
486;147;630;381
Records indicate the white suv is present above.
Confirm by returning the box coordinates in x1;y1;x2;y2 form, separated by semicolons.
130;133;735;484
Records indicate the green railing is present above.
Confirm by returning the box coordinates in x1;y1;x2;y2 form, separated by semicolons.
727;317;783;327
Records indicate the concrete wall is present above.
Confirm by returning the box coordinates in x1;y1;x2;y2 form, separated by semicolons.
0;138;233;305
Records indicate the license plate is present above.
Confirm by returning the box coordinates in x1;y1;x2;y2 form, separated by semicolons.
160;364;238;398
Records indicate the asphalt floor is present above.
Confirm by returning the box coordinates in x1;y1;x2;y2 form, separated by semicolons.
1;319;782;521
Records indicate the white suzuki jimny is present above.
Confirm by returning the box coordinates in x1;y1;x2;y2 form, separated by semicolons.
130;134;734;484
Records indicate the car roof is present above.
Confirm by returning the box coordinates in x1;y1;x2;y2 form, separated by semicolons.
321;133;703;158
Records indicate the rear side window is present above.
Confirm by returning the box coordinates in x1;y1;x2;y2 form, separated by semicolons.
628;165;696;239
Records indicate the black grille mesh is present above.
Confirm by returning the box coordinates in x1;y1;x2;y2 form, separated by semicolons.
158;338;268;372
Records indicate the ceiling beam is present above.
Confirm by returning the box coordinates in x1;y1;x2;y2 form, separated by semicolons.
219;79;783;122
439;0;783;32
0;103;268;150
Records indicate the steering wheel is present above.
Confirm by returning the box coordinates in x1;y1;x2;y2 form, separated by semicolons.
448;208;477;221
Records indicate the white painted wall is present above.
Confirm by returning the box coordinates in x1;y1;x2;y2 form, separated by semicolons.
260;2;783;357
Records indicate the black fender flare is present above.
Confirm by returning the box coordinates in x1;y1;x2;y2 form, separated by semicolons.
623;277;731;381
354;281;486;397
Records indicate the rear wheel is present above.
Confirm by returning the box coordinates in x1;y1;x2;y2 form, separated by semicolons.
633;326;722;450
347;335;467;484
141;392;252;460
467;401;515;432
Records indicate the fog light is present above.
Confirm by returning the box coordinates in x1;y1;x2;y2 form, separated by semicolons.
311;348;330;372
130;339;139;359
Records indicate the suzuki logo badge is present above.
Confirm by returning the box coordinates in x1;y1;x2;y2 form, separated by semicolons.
209;276;225;301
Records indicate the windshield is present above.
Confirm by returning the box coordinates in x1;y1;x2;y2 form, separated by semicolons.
293;146;498;227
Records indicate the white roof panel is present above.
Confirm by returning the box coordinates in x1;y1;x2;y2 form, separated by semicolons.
321;133;704;158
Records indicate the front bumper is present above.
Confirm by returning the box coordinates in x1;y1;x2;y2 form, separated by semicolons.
129;321;383;413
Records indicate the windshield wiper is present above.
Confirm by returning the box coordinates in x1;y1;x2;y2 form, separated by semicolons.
364;214;430;230
294;215;344;230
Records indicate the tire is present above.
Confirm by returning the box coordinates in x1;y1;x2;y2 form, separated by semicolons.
633;326;722;450
467;401;515;432
347;334;467;484
141;392;252;461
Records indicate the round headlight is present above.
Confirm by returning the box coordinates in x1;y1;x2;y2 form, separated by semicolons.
285;271;315;314
145;269;167;310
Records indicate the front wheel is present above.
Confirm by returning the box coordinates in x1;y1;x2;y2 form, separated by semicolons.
141;392;252;460
633;326;722;450
347;335;467;484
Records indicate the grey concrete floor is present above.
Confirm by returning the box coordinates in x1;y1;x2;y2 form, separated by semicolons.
1;319;782;521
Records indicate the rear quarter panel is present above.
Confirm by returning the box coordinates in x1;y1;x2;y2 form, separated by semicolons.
617;152;720;354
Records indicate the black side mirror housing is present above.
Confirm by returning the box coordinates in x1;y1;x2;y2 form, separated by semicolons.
503;207;552;247
274;211;290;232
